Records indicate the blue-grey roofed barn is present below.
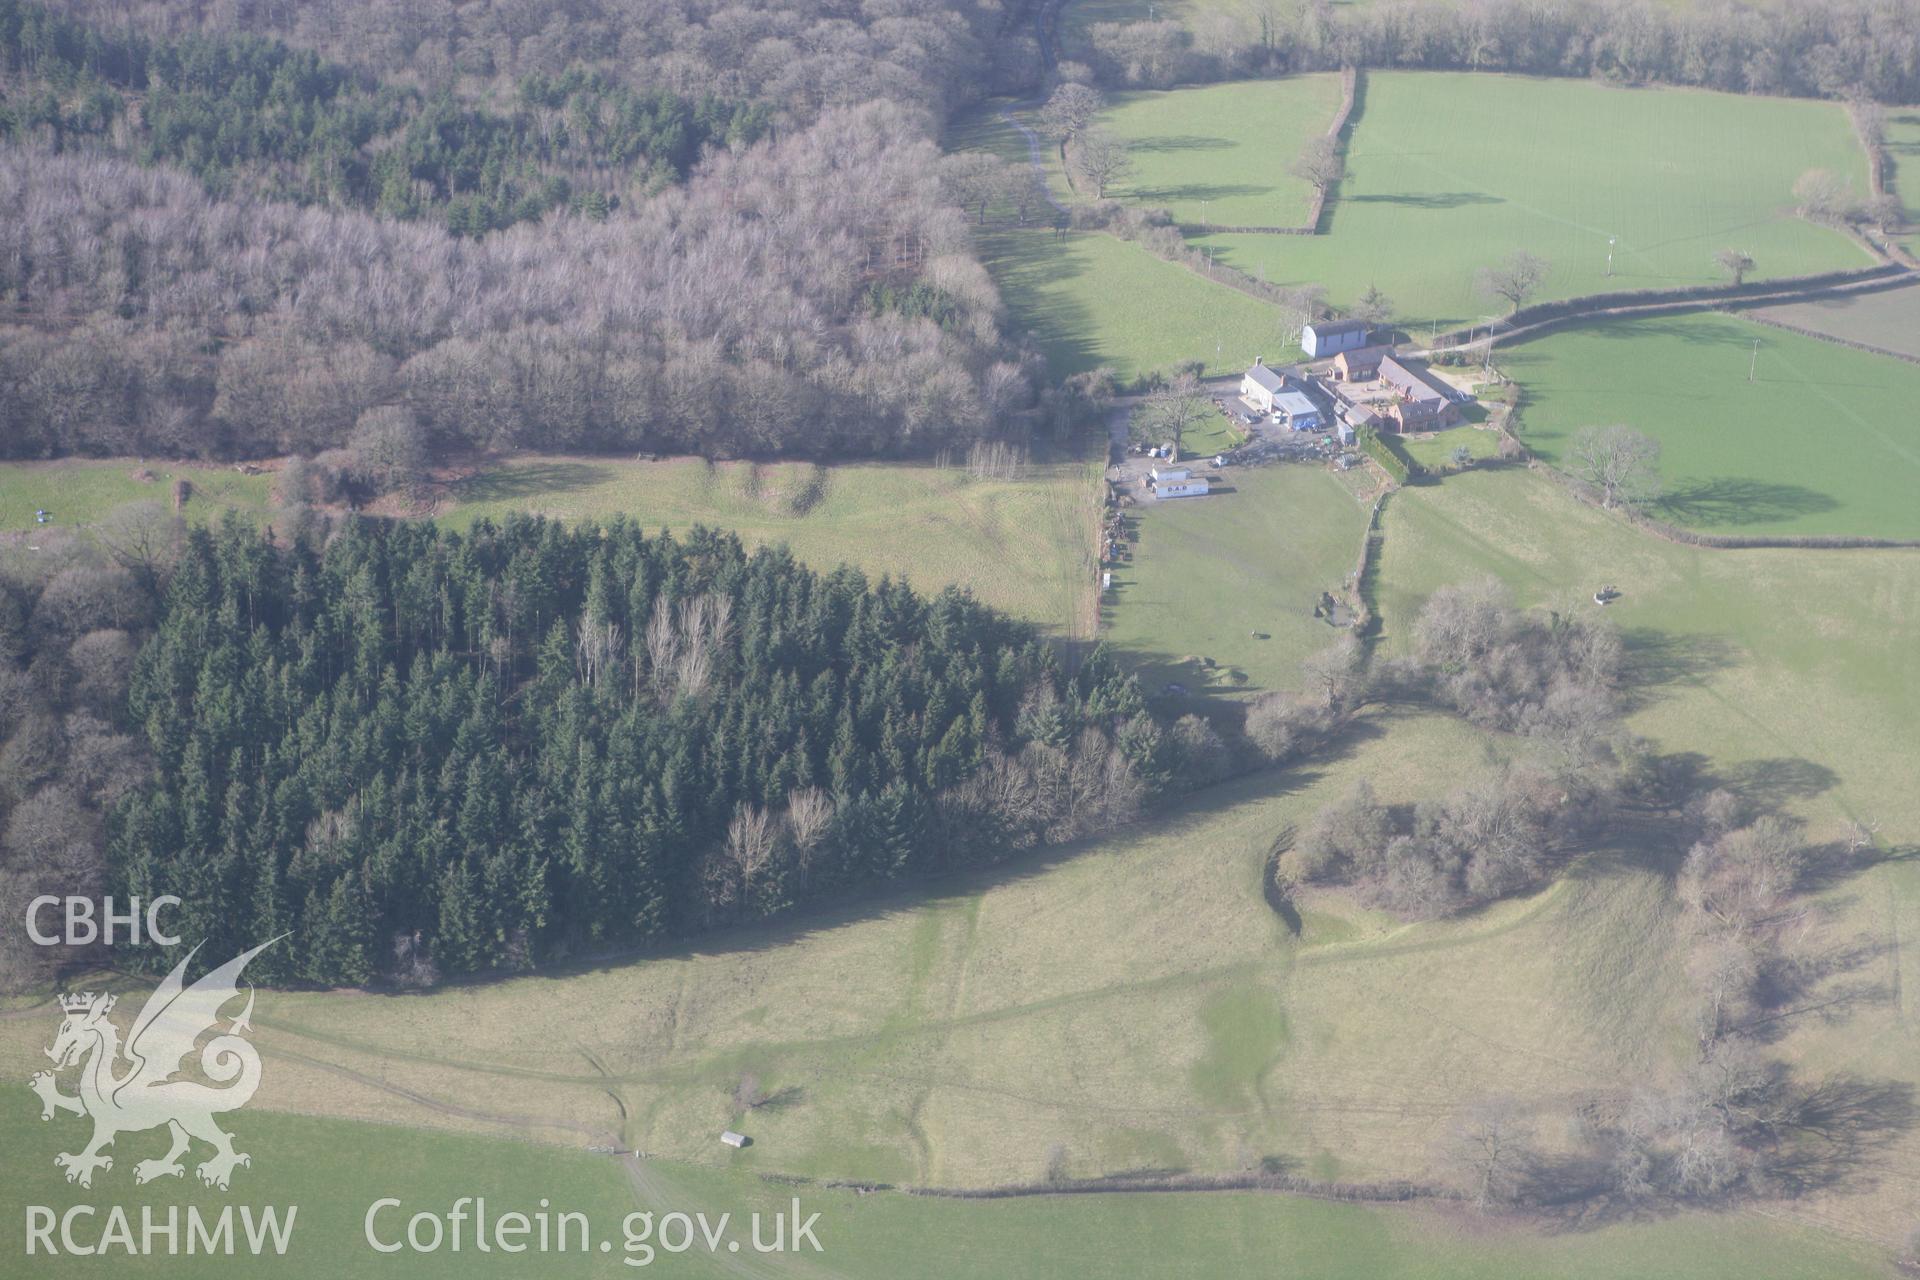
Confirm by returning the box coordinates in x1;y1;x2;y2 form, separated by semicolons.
1302;320;1370;358
1271;389;1322;432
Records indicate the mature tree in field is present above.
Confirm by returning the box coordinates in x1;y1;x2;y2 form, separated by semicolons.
1290;778;1391;882
1040;82;1104;146
1477;251;1549;313
1350;284;1394;328
1443;1097;1533;1211
940;151;1009;225
91;502;184;606
1004;163;1043;226
1793;168;1858;223
1689;933;1762;1044
1569;424;1663;511
1715;248;1755;287
1677;815;1809;936
350;406;429;497
1134;371;1209;455
1289;135;1343;191
1072;129;1134;198
1245;692;1335;764
1300;634;1362;709
1864;191;1906;232
1086;20;1190;88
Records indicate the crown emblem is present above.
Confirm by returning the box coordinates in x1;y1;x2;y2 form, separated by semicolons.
58;991;113;1016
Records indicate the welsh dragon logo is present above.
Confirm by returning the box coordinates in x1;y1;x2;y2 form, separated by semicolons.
29;938;280;1191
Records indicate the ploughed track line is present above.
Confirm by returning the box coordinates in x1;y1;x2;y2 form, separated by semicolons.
1431;270;1920;357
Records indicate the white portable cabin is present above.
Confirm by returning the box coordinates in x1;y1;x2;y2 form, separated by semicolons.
720;1131;750;1149
1150;466;1190;484
1156;479;1209;499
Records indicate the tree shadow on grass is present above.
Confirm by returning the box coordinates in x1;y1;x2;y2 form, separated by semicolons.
1125;133;1234;154
1653;477;1839;528
984;229;1104;377
1617;628;1739;709
1347;192;1503;210
1131;181;1270;206
1718;756;1840;809
452;462;607;505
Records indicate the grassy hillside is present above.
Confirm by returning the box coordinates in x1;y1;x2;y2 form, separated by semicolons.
1193;73;1873;329
1103;464;1370;699
983;226;1288;378
3;463;1917;1266
441;455;1101;638
1098;77;1344;228
1499;311;1920;539
1374;465;1920;1244
0;453;1100;640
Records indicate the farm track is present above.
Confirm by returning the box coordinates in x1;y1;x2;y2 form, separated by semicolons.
1440;269;1920;356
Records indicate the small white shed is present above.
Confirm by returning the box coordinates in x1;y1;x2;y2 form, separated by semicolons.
720;1131;750;1149
1150;466;1190;484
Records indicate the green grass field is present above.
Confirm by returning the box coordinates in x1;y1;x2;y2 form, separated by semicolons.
0;460;271;533
0;1086;1890;1279
984;226;1291;378
1498;311;1920;539
1097;77;1344;228
1191;73;1873;329
1103;464;1369;698
1755;283;1920;359
1395;423;1501;472
0;453;1100;640
1172;411;1248;458
441;455;1100;638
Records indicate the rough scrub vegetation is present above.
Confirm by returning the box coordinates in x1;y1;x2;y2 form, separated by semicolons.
1279;580;1628;916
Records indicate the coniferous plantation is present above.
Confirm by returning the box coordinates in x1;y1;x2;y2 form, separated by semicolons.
110;516;1159;987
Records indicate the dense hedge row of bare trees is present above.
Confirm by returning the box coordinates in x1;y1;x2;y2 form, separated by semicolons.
0;102;1030;459
1073;0;1920;104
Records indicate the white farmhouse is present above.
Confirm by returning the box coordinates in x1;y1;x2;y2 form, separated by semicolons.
1239;358;1287;413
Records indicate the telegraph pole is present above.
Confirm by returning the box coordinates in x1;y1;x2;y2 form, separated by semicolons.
1749;339;1758;383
